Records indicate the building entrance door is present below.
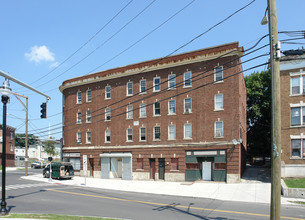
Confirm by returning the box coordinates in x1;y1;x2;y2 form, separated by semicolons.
89;158;94;177
158;158;165;180
202;161;212;181
149;159;155;179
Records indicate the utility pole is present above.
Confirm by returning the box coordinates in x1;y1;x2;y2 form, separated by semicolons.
11;92;29;176
267;0;281;219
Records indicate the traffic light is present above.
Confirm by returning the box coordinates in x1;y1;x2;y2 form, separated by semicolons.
40;102;47;119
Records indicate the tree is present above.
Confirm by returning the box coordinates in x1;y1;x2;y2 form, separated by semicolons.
15;133;37;148
44;140;57;157
245;70;271;158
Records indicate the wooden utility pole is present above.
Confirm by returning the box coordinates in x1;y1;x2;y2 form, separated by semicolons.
267;0;281;219
12;92;29;176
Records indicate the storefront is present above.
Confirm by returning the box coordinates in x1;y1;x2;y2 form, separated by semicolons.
185;150;227;182
63;152;81;174
100;152;132;180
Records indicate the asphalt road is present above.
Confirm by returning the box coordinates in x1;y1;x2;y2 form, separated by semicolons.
1;169;304;220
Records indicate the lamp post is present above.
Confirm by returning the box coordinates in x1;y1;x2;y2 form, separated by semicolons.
0;79;11;215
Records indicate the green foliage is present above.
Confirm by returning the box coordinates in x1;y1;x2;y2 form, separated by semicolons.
245;70;271;157
284;178;305;188
15;133;37;148
44;140;57;156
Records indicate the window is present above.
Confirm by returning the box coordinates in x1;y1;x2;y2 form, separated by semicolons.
186;163;200;170
171;158;178;170
154;102;161;116
139;103;147;118
105;107;111;121
291;76;305;95
215;94;223;110
153;77;161;92
127;105;133;119
86;131;91;144
154;126;161;141
10;133;13;140
215;121;224;137
214;162;226;170
77;112;82;124
168;74;176;89
168;125;176;140
137;158;144;170
168;100;176;115
86;89;92;102
184;124;192;139
215;66;223;82
76;132;81;143
291;138;305;158
70;158;81;170
10;144;13;152
105;130;111;143
86;110;92;123
184;98;192;113
126;128;133;142
127;82;133;96
140;79;146;93
77;91;82;103
184;72;192;87
105;86;111;99
291;107;305;126
140;127;146;141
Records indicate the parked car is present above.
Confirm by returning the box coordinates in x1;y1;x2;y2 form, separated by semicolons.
31;161;46;169
43;162;74;179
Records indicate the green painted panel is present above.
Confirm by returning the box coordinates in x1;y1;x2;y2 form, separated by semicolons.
185;170;201;181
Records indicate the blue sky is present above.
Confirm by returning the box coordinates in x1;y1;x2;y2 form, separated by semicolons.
0;0;304;140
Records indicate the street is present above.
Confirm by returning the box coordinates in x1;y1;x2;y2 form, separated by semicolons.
1;169;304;220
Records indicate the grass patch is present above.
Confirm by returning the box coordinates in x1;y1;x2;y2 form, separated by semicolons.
288;201;305;205
284;178;305;188
0;213;118;219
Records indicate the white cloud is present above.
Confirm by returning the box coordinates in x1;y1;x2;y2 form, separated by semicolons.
49;62;60;69
25;45;55;63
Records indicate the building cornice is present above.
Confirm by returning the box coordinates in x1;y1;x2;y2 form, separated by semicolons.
59;42;243;93
62;141;235;151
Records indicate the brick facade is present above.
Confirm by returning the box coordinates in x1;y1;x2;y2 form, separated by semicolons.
60;42;247;182
280;54;305;177
0;124;16;167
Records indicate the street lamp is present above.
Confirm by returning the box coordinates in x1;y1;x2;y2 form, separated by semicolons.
0;78;11;215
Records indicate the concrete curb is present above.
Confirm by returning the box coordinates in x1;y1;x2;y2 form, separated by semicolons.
281;179;305;199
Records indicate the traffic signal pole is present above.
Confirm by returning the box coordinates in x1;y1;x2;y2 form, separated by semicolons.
11;92;29;176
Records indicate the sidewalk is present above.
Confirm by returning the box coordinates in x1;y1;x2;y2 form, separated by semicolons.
19;171;305;206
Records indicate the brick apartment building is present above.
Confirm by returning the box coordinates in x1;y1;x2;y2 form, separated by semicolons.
0;124;16;167
280;50;305;177
60;42;247;183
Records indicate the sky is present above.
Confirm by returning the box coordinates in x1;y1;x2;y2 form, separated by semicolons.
0;0;304;140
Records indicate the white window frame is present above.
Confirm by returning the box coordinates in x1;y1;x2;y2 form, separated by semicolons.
105;107;111;121
215;94;224;110
126;128;133;142
168;74;176;89
168;100;176;115
154;126;161;141
76;132;81;143
127;104;133;119
139;103;147;118
140;79;147;94
77;111;82;124
291;106;305;126
10;144;13;152
105;130;111;143
86;89;92;102
184;98;192;113
153;77;161;92
184;123;192;139
105;85;111;99
140;127;147;141
86;131;91;144
214;66;223;82
215;121;224;138
86;110;92;123
77;91;82;104
168;125;176;140
290;134;305;159
183;71;192;87
154;102;161;116
127;82;133;96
